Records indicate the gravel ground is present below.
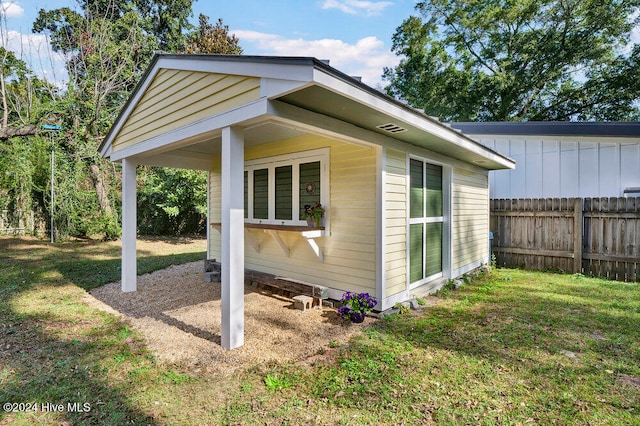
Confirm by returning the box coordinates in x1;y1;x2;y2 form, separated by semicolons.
85;261;369;375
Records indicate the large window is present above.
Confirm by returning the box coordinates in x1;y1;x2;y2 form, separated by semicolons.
409;158;443;284
244;150;328;226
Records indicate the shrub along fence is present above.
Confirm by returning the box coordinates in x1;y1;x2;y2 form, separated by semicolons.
0;209;37;235
490;197;640;282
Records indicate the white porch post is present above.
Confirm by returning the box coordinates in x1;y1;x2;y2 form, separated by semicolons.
121;158;137;292
221;126;245;349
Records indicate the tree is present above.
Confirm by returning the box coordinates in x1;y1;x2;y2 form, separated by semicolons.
33;3;162;237
383;0;640;121
182;15;243;54
135;14;244;235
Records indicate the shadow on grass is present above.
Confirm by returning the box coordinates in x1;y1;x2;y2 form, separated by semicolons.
0;305;159;424
367;270;640;421
0;236;207;424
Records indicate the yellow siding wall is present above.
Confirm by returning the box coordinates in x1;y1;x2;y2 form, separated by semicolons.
452;167;489;270
208;134;378;294
384;149;407;297
113;69;260;151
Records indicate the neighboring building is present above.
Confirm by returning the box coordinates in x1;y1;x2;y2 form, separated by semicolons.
451;122;640;199
100;54;514;349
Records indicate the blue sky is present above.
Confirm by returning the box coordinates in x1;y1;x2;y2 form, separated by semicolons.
2;0;419;88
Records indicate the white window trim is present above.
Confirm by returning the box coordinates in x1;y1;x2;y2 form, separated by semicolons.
407;155;452;290
245;148;329;227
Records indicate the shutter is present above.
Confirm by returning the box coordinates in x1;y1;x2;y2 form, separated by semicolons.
299;161;321;219
275;165;292;220
244;171;248;219
253;168;268;219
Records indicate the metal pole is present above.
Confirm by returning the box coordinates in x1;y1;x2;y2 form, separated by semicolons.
50;133;54;243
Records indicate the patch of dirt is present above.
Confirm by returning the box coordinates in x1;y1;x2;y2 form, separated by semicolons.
85;261;370;375
619;375;640;388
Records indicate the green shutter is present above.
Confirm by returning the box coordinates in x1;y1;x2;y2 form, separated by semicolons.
410;159;424;219
425;222;442;277
409;223;424;283
275;165;292;220
425;164;442;217
244;171;248;219
299;161;321;219
253;168;268;219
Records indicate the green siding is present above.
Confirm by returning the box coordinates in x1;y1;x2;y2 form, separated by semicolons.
299;161;321;219
253;168;268;219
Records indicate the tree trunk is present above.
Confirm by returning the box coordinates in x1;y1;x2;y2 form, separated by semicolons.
0;125;38;140
89;163;113;215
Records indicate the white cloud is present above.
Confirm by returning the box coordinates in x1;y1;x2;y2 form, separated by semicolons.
320;0;394;16
2;30;67;84
235;30;399;87
0;2;24;18
624;11;640;54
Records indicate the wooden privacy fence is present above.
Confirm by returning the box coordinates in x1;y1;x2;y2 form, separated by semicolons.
490;197;640;282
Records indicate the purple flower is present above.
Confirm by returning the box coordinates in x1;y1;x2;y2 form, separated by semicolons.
338;292;377;323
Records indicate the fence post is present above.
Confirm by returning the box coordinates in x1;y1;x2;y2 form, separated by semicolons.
573;198;583;274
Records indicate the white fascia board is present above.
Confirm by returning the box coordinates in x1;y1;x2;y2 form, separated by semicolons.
156;57;314;82
133;152;213;171
111;97;269;161
260;78;312;99
311;69;515;170
101;57;315;159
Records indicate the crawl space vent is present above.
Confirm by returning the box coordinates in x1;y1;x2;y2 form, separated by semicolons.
376;123;407;134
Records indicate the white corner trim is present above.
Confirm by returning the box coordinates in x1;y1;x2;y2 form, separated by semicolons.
380;289;410;311
376;146;385;302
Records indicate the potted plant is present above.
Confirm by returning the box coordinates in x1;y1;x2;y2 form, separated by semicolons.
302;202;325;228
338;291;377;323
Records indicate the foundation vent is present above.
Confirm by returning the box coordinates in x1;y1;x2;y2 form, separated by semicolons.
376;123;408;134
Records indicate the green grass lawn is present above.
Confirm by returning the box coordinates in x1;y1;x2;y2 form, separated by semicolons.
1;236;639;425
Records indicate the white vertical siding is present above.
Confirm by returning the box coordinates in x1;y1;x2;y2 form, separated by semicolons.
476;135;640;198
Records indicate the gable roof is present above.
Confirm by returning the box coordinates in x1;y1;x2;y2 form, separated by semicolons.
100;54;515;170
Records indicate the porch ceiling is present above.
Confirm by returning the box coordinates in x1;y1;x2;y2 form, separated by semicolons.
277;85;509;168
128;120;308;170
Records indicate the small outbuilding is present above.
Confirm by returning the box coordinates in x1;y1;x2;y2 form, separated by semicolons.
452;121;640;199
100;54;514;349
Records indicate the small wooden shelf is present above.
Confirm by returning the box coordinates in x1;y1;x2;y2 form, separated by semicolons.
209;223;325;232
210;222;326;262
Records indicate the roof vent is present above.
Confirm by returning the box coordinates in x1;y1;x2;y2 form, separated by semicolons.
376;123;407;134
